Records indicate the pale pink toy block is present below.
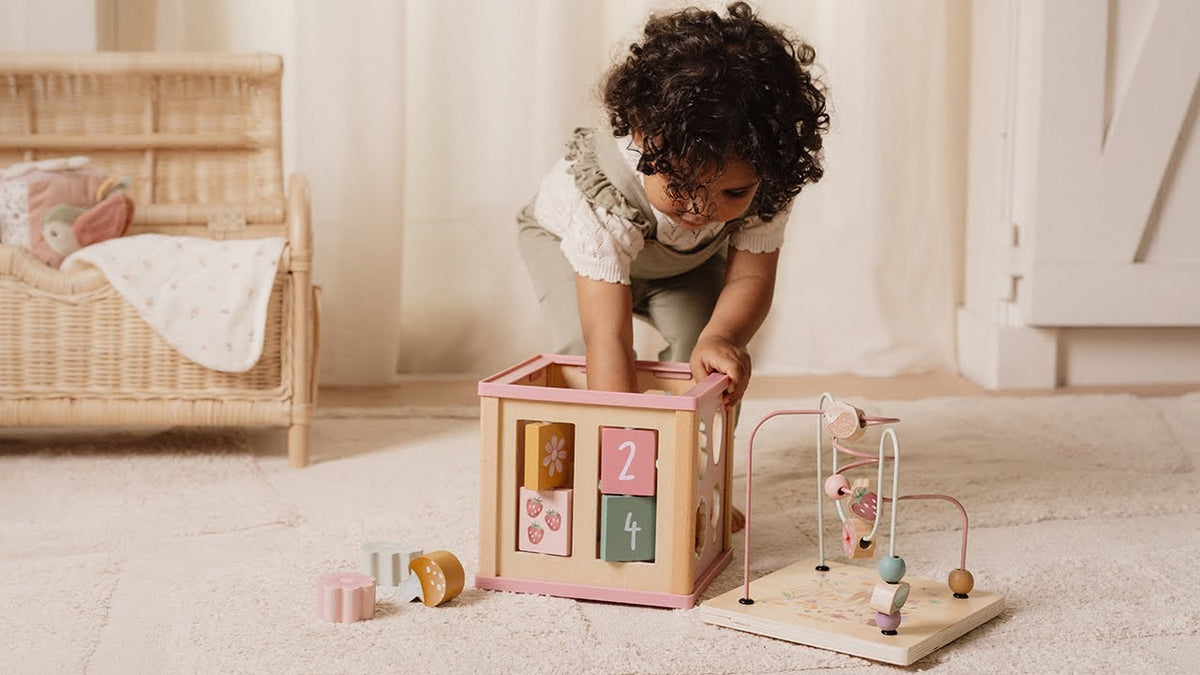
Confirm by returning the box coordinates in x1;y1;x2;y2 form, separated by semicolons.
518;487;572;556
599;427;657;496
316;571;375;623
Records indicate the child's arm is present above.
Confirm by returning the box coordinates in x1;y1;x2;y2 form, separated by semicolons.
575;274;639;393
692;248;780;405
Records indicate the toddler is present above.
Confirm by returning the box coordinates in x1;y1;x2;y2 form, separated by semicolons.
518;1;827;408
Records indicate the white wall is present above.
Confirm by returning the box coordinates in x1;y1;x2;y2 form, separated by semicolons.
959;0;1200;388
8;0;973;385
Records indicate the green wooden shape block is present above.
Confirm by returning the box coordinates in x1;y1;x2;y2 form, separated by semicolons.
600;495;656;562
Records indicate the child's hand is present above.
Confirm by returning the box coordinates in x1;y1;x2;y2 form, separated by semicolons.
690;335;751;407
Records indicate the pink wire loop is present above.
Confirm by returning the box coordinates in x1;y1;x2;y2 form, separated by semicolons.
886;494;971;570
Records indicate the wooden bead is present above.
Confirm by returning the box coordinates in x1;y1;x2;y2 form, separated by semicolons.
842;519;876;559
877;555;906;583
824;474;851;500
823;401;866;441
875;610;901;633
869;581;911;614
948;568;974;597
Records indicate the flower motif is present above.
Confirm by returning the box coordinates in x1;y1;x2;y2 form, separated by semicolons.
842;521;856;558
542;435;567;476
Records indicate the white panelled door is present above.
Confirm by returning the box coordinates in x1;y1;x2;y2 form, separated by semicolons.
1018;0;1200;326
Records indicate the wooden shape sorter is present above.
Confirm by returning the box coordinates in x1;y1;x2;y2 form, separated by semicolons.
599;427;657;496
477;354;735;608
518;487;573;556
523;422;574;490
698;560;1005;666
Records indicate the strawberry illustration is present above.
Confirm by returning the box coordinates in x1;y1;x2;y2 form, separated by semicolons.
527;523;544;544
850;488;877;522
544;510;562;532
526;497;544;518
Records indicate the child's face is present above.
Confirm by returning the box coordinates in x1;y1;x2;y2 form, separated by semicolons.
643;158;760;230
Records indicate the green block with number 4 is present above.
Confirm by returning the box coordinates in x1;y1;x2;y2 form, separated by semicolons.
600;495;656;562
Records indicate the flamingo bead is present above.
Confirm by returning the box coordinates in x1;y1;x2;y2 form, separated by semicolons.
824;474;851;500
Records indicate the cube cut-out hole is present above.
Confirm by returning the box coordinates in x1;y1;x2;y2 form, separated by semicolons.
694;498;709;558
711;485;722;544
711;410;724;464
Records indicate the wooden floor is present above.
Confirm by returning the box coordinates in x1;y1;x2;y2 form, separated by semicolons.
320;371;1200;409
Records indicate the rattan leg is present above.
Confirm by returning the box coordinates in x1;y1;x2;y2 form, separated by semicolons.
288;423;311;467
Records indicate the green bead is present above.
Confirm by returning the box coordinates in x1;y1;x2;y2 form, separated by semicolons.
878;555;906;583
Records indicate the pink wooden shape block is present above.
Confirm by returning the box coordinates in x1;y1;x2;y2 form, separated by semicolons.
600;427;657;496
518;487;572;556
316;571;375;623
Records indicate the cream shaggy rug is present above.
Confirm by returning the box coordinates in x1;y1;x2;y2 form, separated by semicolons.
2;394;1199;674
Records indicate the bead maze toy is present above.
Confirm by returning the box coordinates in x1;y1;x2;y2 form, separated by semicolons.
476;354;734;608
698;395;1005;665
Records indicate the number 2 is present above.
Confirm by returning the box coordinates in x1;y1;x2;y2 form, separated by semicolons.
618;440;637;481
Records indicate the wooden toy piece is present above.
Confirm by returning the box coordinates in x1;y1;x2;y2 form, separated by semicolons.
875;610;902;635
948;568;974;598
699;558;1006;666
316;571;375;623
476;354;735;608
518;487;573;556
599;427;658;496
842;518;876;559
878;555;906;583
823;401;866;440
600;495;656;562
523;421;574;490
362;541;423;586
824;473;850;500
870;581;911;614
409;550;465;607
849;479;878;522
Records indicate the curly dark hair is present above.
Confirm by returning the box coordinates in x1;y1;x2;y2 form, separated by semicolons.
600;2;828;221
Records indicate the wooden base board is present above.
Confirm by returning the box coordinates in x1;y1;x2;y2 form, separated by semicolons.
698;559;1004;666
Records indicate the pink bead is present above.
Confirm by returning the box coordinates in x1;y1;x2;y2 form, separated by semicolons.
316;571;375;623
824;474;851;500
875;610;901;632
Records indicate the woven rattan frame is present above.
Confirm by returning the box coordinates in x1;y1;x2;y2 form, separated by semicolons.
0;52;318;467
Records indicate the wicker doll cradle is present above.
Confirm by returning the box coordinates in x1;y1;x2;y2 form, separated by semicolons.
0;53;320;467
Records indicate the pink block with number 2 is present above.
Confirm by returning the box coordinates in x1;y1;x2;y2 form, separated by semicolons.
600;427;657;496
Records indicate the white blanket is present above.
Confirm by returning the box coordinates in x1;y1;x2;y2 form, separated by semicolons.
63;234;288;373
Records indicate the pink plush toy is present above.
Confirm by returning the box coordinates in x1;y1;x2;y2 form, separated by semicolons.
0;157;135;268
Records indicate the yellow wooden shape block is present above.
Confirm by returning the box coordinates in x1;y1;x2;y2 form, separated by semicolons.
524;422;574;489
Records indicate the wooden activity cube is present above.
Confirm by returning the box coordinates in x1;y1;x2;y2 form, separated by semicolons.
477;354;734;608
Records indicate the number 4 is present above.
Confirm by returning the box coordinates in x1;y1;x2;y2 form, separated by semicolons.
624;511;641;550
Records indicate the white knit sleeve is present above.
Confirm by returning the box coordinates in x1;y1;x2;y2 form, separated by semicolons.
728;201;792;253
532;160;643;284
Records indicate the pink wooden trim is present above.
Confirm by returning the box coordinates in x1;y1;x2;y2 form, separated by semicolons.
478;354;729;411
476;549;732;609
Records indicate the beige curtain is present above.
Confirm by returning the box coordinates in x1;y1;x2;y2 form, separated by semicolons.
27;0;969;384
